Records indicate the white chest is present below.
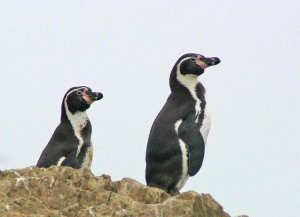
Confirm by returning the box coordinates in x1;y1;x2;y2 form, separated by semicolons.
69;112;88;156
176;70;211;143
199;103;211;144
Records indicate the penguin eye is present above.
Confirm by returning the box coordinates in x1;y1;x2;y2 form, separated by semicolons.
76;91;83;96
189;58;196;63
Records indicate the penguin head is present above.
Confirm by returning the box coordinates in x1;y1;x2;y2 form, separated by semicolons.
63;86;103;114
176;53;221;76
170;53;221;91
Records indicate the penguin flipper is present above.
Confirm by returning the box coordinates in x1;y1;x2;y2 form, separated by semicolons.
178;118;205;176
61;149;81;169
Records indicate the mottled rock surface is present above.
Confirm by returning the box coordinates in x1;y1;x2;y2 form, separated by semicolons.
0;166;233;217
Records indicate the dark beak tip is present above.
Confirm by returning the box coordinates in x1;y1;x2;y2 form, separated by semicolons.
213;57;221;65
90;92;103;101
96;92;103;100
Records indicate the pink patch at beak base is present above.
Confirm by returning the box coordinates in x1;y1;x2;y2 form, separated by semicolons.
195;58;208;69
82;95;94;105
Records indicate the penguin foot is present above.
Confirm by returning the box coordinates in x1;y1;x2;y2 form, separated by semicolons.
168;188;180;196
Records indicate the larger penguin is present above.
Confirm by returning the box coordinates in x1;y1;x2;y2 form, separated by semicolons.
37;86;103;169
146;53;221;195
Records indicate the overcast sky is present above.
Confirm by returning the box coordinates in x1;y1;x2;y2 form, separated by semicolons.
1;1;299;216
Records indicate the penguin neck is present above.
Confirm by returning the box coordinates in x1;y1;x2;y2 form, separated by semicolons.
170;66;205;99
61;101;89;131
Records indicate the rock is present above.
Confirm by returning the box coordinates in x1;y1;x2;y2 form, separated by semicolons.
114;178;171;204
0;166;235;217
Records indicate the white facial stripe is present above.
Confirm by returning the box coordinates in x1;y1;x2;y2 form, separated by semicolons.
64;87;89;157
176;58;201;122
57;156;66;166
174;119;189;190
67;86;88;93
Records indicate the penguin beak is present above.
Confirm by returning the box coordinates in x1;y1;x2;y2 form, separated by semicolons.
195;56;221;69
84;91;103;104
88;91;103;101
200;57;221;67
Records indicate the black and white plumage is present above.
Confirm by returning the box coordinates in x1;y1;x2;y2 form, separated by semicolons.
37;86;103;169
145;53;221;195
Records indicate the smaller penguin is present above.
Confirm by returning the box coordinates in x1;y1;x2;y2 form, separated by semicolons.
146;53;221;195
37;86;103;169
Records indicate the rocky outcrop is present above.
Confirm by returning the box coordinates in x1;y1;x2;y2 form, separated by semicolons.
0;166;233;217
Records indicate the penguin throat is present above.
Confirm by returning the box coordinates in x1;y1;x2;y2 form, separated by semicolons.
176;66;202;121
64;98;89;130
176;61;199;93
64;98;88;157
67;111;88;130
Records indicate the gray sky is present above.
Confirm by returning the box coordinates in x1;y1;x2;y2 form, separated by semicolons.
1;1;299;216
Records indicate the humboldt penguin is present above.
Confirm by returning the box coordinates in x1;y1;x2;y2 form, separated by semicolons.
37;86;103;169
146;53;221;195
